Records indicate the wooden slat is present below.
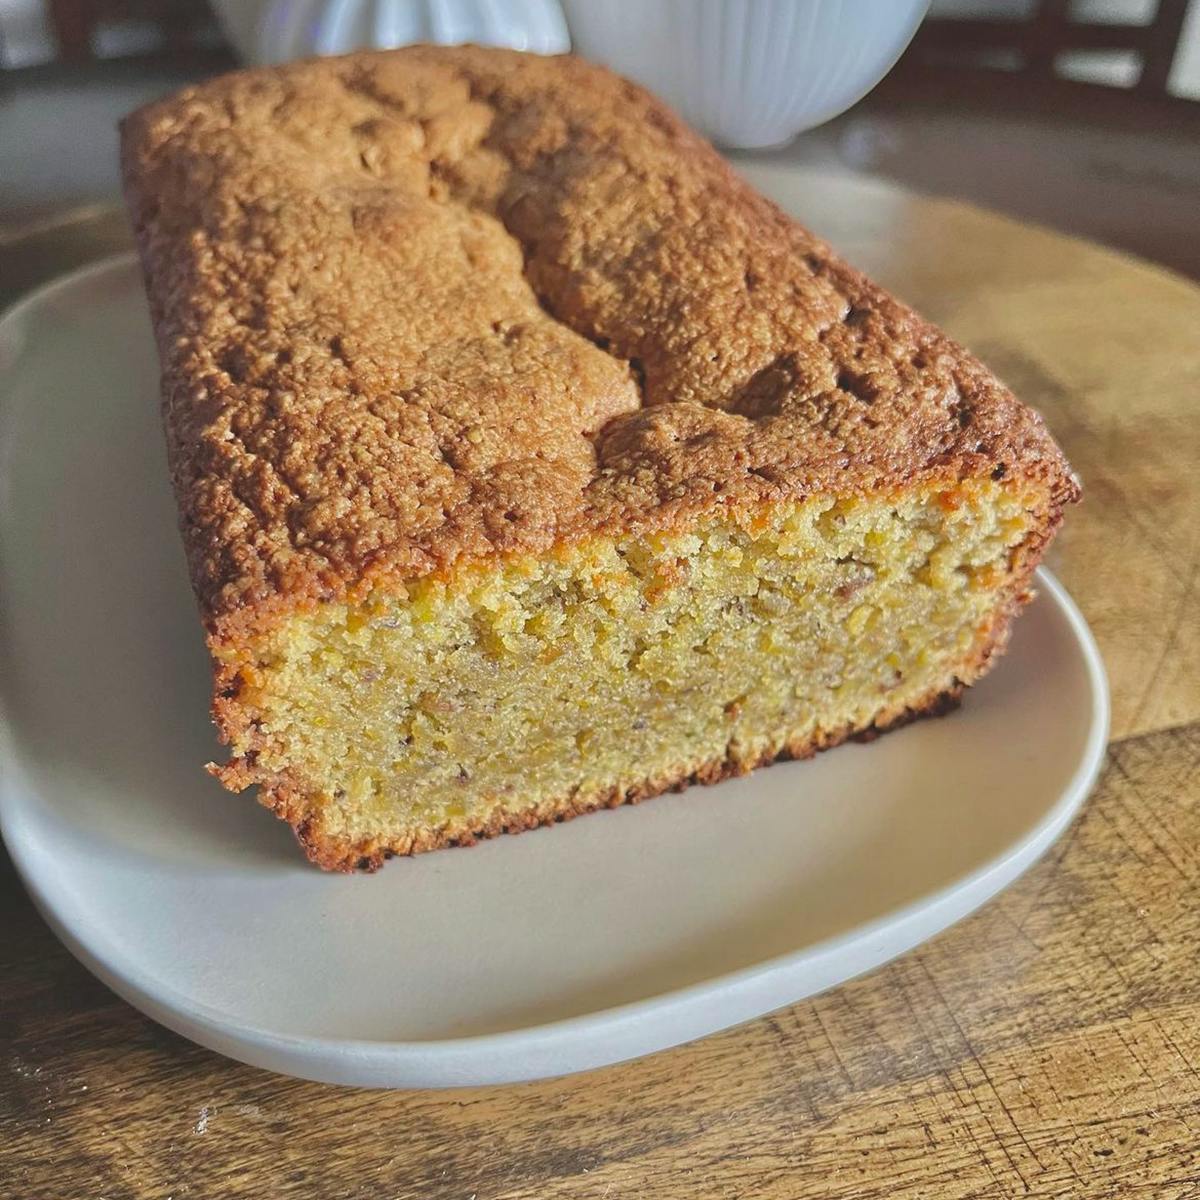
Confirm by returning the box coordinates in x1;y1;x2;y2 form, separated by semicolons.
1140;0;1190;93
1029;0;1074;77
44;0;94;63
911;0;1195;97
916;17;1163;55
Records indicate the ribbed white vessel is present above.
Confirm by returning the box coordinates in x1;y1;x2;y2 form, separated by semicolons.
562;0;930;148
212;0;570;64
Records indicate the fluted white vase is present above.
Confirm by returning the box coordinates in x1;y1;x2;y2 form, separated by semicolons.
211;0;570;64
561;0;930;148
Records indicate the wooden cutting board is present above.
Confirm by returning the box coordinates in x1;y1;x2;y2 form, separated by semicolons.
3;171;1199;1200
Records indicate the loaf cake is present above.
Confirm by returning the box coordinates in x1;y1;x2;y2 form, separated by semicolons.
121;46;1078;871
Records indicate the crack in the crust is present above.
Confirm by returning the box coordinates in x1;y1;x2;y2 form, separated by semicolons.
339;66;411;118
729;352;801;419
335;61;909;451
337;65;651;416
836;367;878;405
523;282;648;413
327;334;352;370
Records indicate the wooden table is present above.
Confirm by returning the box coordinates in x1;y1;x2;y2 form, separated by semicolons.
4;173;1199;1199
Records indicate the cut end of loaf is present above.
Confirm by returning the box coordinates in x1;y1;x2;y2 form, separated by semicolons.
210;478;1056;871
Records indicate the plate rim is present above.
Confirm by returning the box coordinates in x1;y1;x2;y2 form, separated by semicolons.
0;256;1110;1088
0;248;139;328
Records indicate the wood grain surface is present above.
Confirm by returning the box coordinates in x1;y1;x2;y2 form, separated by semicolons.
4;172;1199;1200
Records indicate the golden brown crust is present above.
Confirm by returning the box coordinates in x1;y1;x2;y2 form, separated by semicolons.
120;45;1078;647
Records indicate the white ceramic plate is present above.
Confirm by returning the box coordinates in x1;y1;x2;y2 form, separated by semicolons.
0;254;1107;1089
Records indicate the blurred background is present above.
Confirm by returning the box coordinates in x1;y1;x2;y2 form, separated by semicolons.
1;0;1198;285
